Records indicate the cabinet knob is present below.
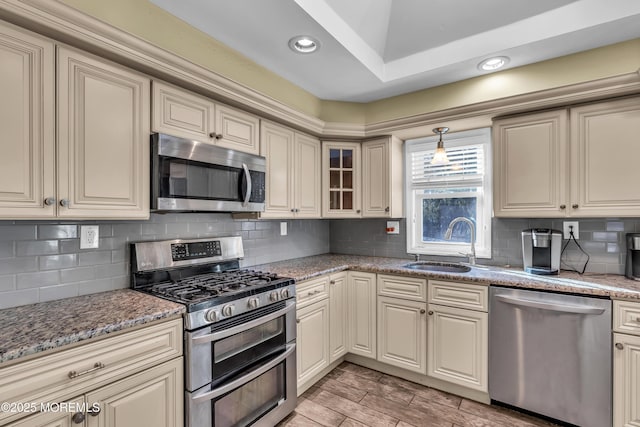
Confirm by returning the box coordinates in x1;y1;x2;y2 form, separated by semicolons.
385;207;390;212
59;199;70;207
559;204;566;209
71;412;85;424
209;132;216;138
330;280;336;285
420;309;426;314
89;405;101;416
615;342;624;350
291;208;295;212
428;310;434;315
44;197;56;206
215;133;222;140
572;204;579;209
296;319;300;324
356;210;361;214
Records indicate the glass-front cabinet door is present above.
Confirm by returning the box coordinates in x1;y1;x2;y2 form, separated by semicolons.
322;141;361;218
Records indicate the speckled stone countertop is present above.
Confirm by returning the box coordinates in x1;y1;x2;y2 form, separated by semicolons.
253;254;640;300
0;289;184;364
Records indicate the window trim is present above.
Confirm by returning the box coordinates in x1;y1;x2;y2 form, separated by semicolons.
405;128;492;258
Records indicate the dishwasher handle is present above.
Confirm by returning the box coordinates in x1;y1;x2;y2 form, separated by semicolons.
494;294;605;315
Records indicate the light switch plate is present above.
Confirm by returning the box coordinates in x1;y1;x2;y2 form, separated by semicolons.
80;225;99;249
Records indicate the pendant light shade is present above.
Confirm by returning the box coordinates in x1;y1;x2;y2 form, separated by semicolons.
431;127;450;164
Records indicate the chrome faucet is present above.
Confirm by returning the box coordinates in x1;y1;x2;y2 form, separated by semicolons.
444;217;476;265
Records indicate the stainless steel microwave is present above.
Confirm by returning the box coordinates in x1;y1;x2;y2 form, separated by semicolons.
151;133;266;212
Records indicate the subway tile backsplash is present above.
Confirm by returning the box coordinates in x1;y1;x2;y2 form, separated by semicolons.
1;213;639;309
329;217;640;275
0;214;329;309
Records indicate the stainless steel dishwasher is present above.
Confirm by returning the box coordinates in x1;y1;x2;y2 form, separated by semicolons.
489;286;611;427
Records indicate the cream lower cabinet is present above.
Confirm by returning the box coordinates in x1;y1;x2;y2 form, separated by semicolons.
613;300;640;427
347;271;377;359
152;80;260;155
296;298;330;389
427;280;488;392
261;121;321;218
329;272;348;362
376;275;427;374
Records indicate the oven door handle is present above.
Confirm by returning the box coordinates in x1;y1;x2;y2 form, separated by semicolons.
242;163;252;207
193;299;295;344
191;343;296;402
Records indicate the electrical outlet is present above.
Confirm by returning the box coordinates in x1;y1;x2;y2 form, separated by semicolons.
563;221;579;240
280;222;287;236
80;225;99;249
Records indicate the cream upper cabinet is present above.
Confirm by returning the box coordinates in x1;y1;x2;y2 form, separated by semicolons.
329;272;348;363
347;271;377;359
152;80;259;155
570;97;640;216
362;136;404;218
613;300;640;427
57;46;150;219
0;21;55;218
322;141;362;218
261;121;320;218
427;280;488;392
493;110;568;217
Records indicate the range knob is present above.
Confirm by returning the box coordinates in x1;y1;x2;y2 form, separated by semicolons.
248;297;260;309
280;288;290;299
269;291;280;302
222;304;235;317
205;310;220;322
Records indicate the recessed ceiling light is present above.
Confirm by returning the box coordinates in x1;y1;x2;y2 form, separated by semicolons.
288;36;320;54
477;56;510;71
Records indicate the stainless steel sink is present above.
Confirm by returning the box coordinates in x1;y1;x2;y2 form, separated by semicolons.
402;261;471;273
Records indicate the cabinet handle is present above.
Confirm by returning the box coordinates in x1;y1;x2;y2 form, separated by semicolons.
615;342;624;350
428;310;434;315
59;199;70;207
44;197;56;206
420;309;426;314
71;412;85;424
385;207;390;212
559;204;566;209
68;362;105;379
572;204;579;209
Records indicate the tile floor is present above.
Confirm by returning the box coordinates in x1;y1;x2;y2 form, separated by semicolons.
277;362;558;427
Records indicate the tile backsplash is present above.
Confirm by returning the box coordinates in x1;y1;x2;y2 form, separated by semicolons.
1;213;639;309
329;217;640;275
0;214;329;309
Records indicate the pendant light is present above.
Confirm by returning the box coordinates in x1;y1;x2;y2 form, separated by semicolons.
431;127;450;164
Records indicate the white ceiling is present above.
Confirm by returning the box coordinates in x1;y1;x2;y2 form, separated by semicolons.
150;0;640;102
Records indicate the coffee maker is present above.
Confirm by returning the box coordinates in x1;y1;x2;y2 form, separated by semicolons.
521;228;562;275
625;233;640;280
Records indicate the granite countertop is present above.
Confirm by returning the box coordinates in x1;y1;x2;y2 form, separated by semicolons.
253;254;640;300
0;289;184;364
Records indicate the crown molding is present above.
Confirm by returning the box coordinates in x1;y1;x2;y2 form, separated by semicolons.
0;0;326;134
0;0;638;141
365;70;640;136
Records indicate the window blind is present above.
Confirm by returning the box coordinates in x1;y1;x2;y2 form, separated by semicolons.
410;144;485;189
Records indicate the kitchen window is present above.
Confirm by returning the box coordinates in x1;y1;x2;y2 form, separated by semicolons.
405;128;492;258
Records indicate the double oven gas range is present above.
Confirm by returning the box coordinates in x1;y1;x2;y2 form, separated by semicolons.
131;237;297;427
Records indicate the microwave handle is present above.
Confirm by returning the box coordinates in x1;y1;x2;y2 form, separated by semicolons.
242;163;252;207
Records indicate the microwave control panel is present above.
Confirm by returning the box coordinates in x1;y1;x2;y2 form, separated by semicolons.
171;241;222;261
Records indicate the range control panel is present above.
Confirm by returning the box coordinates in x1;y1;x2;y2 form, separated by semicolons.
171;240;222;261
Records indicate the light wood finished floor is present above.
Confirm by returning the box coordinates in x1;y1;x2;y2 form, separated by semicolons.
277;362;558;427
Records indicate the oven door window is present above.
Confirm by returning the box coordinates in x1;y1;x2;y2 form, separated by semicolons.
212;314;286;385
214;362;285;427
158;156;265;203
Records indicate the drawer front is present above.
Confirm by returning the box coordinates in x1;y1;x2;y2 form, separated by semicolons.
377;274;427;302
428;280;488;311
296;276;329;308
614;300;640;335
0;318;182;425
